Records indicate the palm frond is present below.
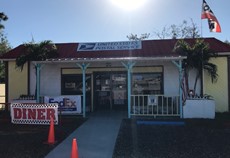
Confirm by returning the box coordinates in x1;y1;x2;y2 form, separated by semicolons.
16;40;58;71
173;39;218;94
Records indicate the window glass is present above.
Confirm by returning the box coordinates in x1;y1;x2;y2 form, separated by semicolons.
132;73;163;95
61;74;91;95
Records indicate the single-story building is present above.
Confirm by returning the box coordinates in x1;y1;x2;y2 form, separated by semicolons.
1;38;230;118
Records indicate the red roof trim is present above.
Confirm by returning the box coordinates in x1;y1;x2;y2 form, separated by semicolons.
1;38;230;60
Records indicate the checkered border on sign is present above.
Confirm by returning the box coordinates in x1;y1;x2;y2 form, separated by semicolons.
12;119;58;125
11;103;58;109
11;103;58;125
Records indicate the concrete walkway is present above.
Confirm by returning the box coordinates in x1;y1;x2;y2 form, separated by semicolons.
45;110;127;158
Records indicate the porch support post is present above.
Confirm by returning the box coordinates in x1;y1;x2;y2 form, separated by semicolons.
172;60;183;118
122;61;135;118
77;63;90;118
35;63;42;103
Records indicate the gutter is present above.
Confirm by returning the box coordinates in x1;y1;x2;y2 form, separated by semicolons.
0;56;187;64
39;56;187;64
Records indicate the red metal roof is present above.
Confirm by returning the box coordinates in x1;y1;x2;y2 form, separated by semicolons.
1;38;230;60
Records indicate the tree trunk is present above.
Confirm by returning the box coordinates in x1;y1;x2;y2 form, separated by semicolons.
195;64;204;97
193;71;201;96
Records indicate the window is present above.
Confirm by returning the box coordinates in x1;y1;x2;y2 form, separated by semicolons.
61;74;91;95
132;73;163;95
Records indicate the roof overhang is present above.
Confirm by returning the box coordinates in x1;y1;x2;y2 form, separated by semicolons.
0;59;15;62
34;56;186;64
217;52;230;56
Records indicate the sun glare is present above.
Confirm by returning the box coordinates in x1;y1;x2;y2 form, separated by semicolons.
111;0;147;11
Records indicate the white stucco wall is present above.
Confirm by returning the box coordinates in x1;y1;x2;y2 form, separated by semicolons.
163;62;179;96
30;63;63;96
41;64;61;96
187;69;201;96
162;61;201;96
29;61;194;97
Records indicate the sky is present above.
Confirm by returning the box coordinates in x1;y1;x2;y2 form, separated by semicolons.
1;0;230;48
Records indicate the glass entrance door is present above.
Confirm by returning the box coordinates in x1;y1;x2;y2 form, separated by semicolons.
94;72;127;110
111;73;127;108
94;73;111;110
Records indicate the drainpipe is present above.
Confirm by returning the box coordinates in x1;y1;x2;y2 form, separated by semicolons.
172;60;183;118
77;63;90;118
122;61;135;118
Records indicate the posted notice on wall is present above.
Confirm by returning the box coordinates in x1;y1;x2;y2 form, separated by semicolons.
11;103;58;125
44;95;81;114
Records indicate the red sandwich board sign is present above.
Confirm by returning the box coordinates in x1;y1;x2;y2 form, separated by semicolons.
10;103;58;125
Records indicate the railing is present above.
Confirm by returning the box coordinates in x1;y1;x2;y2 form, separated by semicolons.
0;103;10;111
131;95;180;117
0;84;5;111
0;95;5;109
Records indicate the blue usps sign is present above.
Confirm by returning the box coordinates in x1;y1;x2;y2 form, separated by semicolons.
77;41;142;51
148;95;158;106
77;43;96;51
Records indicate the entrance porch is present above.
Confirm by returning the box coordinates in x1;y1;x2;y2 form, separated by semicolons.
33;57;184;118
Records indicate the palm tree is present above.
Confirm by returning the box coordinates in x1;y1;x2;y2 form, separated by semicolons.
16;40;58;71
16;40;58;97
0;12;8;30
174;39;218;96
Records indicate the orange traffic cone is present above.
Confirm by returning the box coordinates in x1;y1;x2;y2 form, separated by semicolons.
47;117;56;145
71;138;79;158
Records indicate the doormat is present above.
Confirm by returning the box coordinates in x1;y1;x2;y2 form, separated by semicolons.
137;120;185;126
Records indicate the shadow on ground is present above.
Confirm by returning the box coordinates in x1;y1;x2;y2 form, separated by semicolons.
113;113;230;158
0;111;86;158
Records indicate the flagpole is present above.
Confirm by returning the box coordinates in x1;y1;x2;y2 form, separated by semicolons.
200;0;203;38
200;17;203;37
201;1;204;95
201;0;204;96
